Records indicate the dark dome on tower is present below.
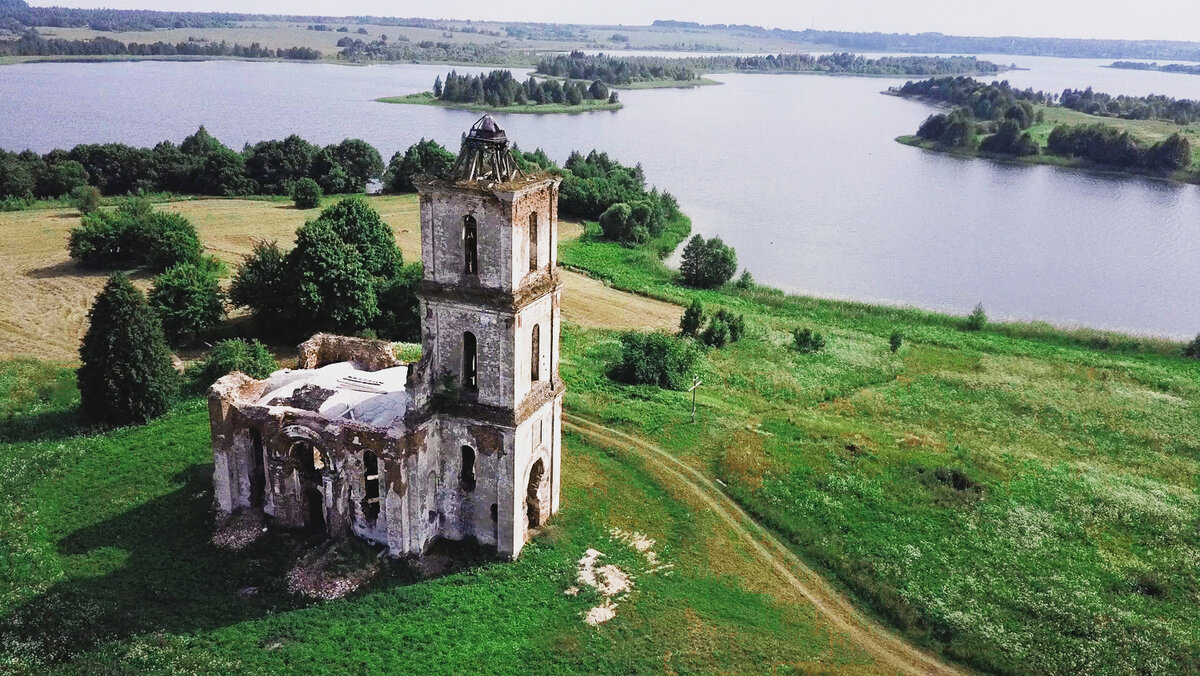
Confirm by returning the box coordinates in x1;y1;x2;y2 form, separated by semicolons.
450;115;524;184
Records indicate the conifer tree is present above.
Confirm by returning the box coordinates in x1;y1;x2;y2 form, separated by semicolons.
77;273;178;425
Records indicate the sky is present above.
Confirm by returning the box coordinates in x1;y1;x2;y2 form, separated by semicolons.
27;0;1200;42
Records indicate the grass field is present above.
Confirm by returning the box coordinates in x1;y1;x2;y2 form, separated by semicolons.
0;358;892;673
376;92;623;114
0;195;679;361
556;223;1200;674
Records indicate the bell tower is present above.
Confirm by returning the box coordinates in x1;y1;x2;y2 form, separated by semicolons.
414;116;564;558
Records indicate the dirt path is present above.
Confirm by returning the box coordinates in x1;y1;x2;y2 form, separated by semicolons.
563;414;966;676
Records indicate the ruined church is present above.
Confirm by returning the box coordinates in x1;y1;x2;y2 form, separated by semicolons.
208;116;563;559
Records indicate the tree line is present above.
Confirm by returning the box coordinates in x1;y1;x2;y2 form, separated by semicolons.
900;76;1200;126
337;36;515;64
0;29;320;59
1110;61;1200;76
693;53;1005;76
434;69;615;107
535;52;699;85
0;128;386;203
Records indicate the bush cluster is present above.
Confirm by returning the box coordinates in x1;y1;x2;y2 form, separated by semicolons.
68;197;202;272
1182;334;1200;360
679;300;746;348
1047;125;1190;171
615;331;702;390
229;197;420;341
382;138;456;193
793;328;827;354
185;338;278;392
558;151;680;236
679;235;738;289
0;127;384;201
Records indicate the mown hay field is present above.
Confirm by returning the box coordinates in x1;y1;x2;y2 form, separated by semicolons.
0;195;680;362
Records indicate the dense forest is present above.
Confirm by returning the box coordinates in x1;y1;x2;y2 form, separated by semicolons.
535;52;699;85
337;37;514;64
899;75;1200;125
534;51;1004;84
1108;61;1200;75
693;52;1005;76
434;69;616;107
0;29;320;59
0;128;383;203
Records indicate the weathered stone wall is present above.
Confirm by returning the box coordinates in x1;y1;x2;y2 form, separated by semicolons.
507;182;558;292
297;333;402;371
422;300;516;411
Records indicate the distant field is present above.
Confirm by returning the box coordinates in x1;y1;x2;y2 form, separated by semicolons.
0;195;679;362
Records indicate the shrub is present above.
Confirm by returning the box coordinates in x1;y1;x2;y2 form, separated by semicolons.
890;331;904;353
679;299;704;337
149;262;225;346
701;317;730;348
77;273;178;426
229;240;291;329
291;177;323;209
1183;334;1200;360
679;235;738;289
964;303;988;331
185;338;277;392
715;308;746;342
793;328;826;354
598;202;648;245
734;270;754;289
70;184;101;214
139;211;203;272
67;198;202;272
616;332;702;390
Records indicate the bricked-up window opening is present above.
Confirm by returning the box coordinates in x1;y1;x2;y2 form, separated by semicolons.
463;215;478;274
460;445;476;491
530;324;541;382
249;428;265;508
363;450;380;521
528;212;538;271
462;331;478;392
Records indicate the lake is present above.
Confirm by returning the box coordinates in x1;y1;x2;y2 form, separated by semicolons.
1;56;1197;338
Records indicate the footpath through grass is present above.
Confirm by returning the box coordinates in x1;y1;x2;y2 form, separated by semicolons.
558;222;1200;674
0;357;877;673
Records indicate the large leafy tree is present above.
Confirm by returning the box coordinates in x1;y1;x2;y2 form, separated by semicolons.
313;196;401;277
383;138;455;193
287;219;379;333
229;239;292;330
77;273;178;425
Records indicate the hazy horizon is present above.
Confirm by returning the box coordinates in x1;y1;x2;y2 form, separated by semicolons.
22;0;1200;44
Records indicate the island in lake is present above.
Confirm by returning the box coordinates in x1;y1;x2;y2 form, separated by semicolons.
377;69;623;114
891;76;1200;183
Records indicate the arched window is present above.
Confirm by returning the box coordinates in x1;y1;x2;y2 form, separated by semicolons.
528;212;538;272
463;215;478;274
462;331;477;392
460;445;476;491
363;450;380;521
530;324;540;382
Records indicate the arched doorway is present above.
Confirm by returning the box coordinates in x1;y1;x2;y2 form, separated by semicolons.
290;440;326;533
525;458;546;539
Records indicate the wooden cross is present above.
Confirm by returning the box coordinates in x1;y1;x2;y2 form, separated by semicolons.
688;374;703;423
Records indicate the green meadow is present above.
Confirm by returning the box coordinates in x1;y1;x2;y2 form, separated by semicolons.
558;222;1200;674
